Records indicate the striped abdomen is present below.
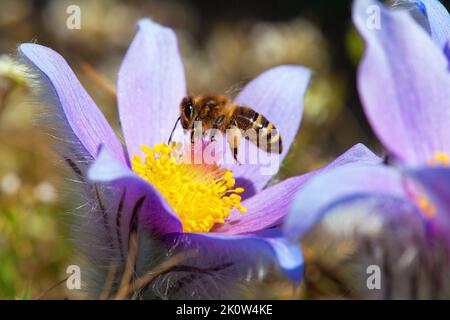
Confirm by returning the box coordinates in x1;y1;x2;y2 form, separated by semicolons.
232;106;282;154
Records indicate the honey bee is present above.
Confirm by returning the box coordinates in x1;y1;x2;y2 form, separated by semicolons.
168;95;282;162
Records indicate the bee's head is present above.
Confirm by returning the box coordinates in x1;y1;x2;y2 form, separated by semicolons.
180;96;196;129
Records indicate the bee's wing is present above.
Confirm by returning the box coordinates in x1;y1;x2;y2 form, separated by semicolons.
223;80;248;99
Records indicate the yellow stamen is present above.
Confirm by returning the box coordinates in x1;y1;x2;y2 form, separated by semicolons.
427;152;450;167
416;194;436;219
132;142;247;233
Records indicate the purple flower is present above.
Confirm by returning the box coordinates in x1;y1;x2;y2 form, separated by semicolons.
20;18;377;298
285;0;450;245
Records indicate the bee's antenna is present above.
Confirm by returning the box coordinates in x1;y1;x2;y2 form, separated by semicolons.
168;117;181;144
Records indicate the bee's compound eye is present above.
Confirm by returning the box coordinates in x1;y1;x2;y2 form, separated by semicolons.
184;103;194;119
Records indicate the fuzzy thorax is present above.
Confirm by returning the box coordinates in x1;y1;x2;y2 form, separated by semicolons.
132;142;246;233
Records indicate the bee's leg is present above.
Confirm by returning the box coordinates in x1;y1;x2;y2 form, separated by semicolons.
208;115;225;142
226;125;242;165
190;129;195;144
190;117;200;144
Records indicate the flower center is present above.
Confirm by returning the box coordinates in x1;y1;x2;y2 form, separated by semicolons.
427;152;450;167
131;142;246;233
416;194;436;219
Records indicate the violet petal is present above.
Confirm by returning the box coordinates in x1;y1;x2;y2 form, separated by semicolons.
165;228;304;285
284;164;409;242
19;44;127;165
117;19;186;160
353;0;450;165
226;65;311;196
214;143;381;234
415;0;450;49
88;147;183;234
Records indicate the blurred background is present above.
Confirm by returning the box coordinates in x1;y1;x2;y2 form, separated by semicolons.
0;0;388;299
